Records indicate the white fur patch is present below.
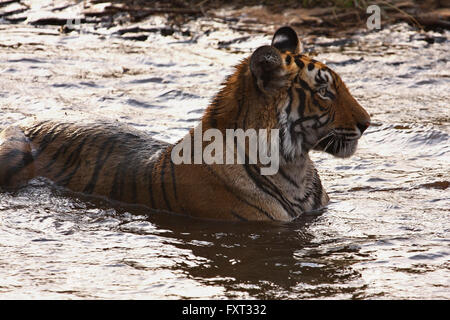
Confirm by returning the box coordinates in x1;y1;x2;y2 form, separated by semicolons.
277;97;303;161
272;34;289;45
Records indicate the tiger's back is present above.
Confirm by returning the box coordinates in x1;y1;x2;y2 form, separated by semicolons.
0;120;169;206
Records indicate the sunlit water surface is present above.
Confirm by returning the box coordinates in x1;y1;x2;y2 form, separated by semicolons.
0;16;449;299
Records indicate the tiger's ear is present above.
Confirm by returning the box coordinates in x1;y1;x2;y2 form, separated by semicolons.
250;45;287;94
271;26;301;54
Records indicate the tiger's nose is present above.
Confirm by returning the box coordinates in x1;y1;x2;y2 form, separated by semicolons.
357;121;370;134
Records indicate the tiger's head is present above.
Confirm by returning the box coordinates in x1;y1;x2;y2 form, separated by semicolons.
203;26;370;164
249;26;370;161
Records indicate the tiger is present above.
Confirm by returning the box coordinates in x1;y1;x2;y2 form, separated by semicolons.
0;26;370;222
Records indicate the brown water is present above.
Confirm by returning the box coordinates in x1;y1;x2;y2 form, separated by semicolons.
0;9;449;299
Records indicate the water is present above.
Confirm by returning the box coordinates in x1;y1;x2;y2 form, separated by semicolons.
0;11;449;299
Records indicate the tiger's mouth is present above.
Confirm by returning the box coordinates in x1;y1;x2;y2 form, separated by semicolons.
314;132;359;158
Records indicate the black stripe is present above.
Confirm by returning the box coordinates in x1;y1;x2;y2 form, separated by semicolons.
279;129;291;162
294;187;313;205
110;164;121;199
315;69;327;84
312;112;331;129
285;55;292;65
130;162;139;204
234;98;243;130
241;103;249;130
326;91;336;100
110;156;128;201
57;157;83;187
294;55;305;69
160;151;172;211
25;122;47;140
312;176;323;209
33;123;68;158
297;79;324;111
53;125;104;180
169;151;177;200
53;135;90;180
43;146;68;173
244;164;298;218
209;108;217;128
330;70;341;90
230;210;248;221
83;138;117;194
146;161;156;208
296;87;306;118
124;141;142;204
298;79;312;92
204;165;275;221
312;95;325;111
42;129;84;173
254;166;300;216
55;135;96;187
330;111;336;123
293;176;316;205
293;176;323;212
292;114;323;128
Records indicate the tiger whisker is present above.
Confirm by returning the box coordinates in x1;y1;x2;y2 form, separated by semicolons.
323;135;336;153
311;131;335;150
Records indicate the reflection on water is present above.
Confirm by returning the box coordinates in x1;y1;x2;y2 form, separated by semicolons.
0;181;364;299
0;14;449;299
